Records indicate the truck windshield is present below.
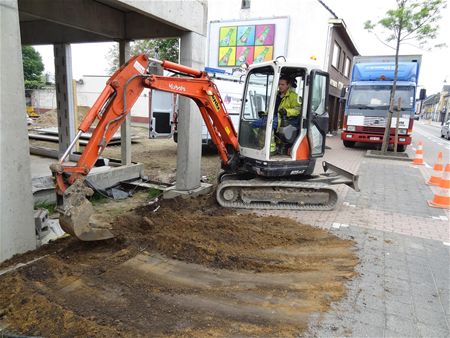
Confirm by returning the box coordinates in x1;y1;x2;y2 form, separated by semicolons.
348;85;414;111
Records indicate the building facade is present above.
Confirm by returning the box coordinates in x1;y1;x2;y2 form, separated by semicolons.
207;0;359;132
326;19;358;131
420;85;450;123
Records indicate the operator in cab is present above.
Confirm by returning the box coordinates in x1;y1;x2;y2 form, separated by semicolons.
274;75;302;154
253;75;302;155
275;75;301;128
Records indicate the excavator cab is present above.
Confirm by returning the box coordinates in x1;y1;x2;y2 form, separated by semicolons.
236;61;329;177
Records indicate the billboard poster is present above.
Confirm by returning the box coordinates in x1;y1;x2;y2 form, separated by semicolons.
208;18;289;69
219;27;237;47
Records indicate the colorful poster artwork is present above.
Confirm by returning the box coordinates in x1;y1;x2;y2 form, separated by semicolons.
236;46;254;65
236;26;255;46
217;24;276;67
219;27;237;47
254;46;273;63
254;24;275;45
218;47;236;66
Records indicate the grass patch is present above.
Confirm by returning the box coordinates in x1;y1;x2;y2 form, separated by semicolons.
148;188;162;200
34;201;56;215
90;191;109;205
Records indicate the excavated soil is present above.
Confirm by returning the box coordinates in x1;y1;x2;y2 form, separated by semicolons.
17;109;360;336
0;194;358;337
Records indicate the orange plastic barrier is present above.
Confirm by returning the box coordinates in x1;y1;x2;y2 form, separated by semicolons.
428;163;450;209
427;151;444;186
412;141;425;165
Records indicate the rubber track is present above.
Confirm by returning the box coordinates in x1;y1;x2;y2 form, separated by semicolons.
216;180;338;211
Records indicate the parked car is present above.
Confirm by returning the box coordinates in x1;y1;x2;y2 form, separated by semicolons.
441;119;450;139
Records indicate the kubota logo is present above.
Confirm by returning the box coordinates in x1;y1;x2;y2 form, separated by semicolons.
169;84;186;92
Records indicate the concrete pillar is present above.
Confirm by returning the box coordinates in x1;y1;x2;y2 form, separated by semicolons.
0;0;36;262
175;32;205;191
119;41;132;165
54;44;76;157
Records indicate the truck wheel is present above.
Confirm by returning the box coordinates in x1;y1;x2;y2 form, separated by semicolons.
397;144;406;152
343;140;355;148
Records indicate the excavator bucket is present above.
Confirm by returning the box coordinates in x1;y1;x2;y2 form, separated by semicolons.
57;179;114;241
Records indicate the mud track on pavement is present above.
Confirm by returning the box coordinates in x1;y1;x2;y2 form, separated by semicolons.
0;194;358;337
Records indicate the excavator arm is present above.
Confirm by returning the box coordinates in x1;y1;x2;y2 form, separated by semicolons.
50;54;240;240
144;59;239;167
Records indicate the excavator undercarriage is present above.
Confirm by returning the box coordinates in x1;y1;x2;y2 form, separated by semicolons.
217;161;358;211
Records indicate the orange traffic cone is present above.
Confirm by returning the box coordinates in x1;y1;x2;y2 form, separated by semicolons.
412;141;425;165
427;152;444;186
428;163;450;209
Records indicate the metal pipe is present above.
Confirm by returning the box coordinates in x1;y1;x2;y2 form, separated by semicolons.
59;130;82;163
79;86;114;132
148;57;163;65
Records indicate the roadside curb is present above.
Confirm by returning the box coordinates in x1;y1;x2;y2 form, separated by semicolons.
365;150;411;161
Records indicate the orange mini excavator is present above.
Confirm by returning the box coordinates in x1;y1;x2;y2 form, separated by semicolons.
50;54;358;241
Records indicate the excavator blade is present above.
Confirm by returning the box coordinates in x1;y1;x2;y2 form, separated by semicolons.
321;161;360;192
57;179;114;241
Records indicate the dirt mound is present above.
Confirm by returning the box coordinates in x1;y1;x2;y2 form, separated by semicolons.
0;194;358;337
32;106;91;128
113;195;352;272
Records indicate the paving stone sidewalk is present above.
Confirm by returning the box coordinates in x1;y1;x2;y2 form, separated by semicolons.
258;135;450;337
304;226;450;338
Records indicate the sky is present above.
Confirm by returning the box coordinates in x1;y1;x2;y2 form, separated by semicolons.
34;0;450;94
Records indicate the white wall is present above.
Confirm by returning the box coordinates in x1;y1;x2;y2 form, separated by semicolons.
207;0;332;68
30;89;57;111
31;76;150;120
77;76;150;119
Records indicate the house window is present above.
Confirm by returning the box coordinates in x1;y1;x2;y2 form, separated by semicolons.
241;0;251;9
342;52;346;72
344;57;351;77
332;42;341;69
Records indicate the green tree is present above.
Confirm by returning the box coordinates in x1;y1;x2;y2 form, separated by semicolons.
364;0;446;153
106;38;179;74
22;45;45;89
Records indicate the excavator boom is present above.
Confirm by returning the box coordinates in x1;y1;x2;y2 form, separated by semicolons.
51;54;240;240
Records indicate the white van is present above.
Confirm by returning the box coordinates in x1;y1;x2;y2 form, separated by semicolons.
171;76;244;150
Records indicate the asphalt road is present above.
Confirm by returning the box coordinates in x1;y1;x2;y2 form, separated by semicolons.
411;121;450;168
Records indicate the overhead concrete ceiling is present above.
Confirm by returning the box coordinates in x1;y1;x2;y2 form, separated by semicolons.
19;0;206;45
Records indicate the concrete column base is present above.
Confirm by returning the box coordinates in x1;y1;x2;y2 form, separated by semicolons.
163;183;213;199
32;161;145;204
